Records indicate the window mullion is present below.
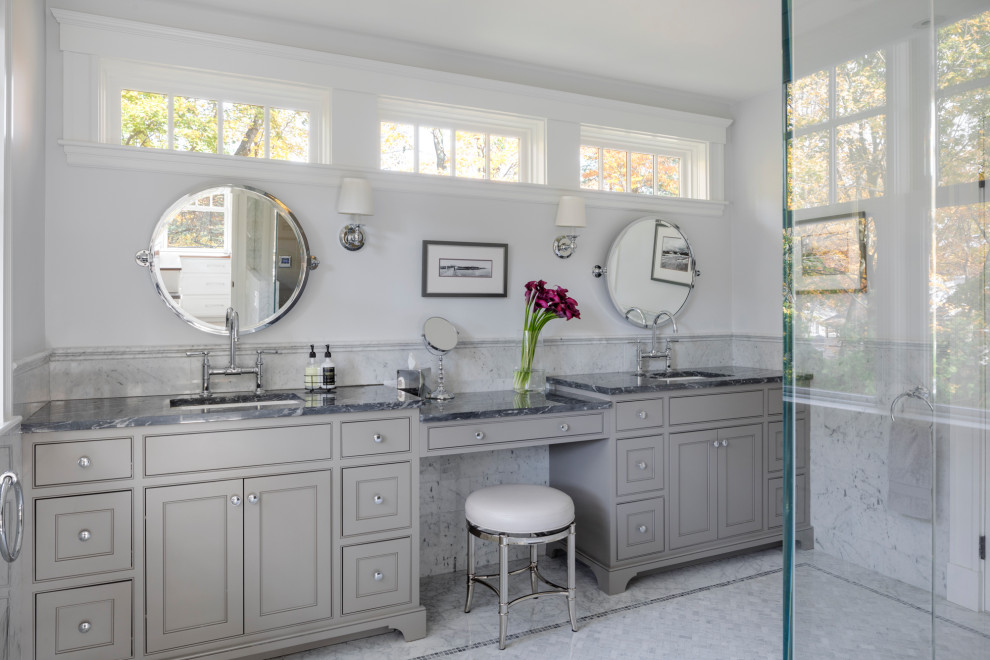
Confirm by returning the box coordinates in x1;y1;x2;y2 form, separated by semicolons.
264;107;271;159
216;101;223;155
167;95;174;150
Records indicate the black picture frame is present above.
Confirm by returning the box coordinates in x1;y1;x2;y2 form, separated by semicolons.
421;240;508;297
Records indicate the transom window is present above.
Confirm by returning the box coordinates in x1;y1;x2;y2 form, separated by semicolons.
787;50;888;209
379;98;545;184
155;190;230;254
121;90;310;161
579;126;708;199
103;60;329;164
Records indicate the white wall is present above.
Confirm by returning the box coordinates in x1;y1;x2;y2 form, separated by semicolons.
10;0;46;361
40;5;741;355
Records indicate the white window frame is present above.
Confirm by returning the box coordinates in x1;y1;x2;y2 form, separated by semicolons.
155;190;231;256
379;97;546;185
579;125;709;200
103;60;330;164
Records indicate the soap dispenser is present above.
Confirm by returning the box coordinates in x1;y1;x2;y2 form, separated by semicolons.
305;345;319;391
322;345;336;391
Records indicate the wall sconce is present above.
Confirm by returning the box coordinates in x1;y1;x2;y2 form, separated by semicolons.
552;195;586;258
337;177;374;251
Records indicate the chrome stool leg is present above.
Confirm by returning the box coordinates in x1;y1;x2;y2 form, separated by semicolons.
567;523;578;632
465;526;476;613
529;544;539;594
498;535;510;650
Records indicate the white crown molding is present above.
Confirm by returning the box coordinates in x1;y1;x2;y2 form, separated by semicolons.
59;140;730;217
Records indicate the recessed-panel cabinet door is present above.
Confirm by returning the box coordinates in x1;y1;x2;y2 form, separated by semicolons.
146;480;244;653
244;471;333;633
668;429;718;549
717;424;763;538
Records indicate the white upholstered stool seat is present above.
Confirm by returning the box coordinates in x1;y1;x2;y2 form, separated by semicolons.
463;484;578;650
465;484;575;534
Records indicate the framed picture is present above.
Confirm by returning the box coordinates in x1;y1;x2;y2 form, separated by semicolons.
422;240;508;297
651;221;694;286
793;212;867;294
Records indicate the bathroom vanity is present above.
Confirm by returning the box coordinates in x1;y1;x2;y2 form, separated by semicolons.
547;367;812;595
19;387;426;660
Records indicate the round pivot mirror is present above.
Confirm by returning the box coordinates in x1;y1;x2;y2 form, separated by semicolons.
602;217;697;328
422;316;458;400
137;185;316;335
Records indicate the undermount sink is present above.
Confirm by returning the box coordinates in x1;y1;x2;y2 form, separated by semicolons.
169;392;304;409
646;369;725;381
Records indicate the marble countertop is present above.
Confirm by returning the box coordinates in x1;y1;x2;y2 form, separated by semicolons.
418;389;612;423
548;366;784;396
18;385;422;433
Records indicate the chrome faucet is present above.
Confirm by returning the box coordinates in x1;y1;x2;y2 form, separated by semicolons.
186;307;278;396
636;310;678;375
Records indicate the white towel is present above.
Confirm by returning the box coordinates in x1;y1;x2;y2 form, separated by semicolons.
887;419;933;520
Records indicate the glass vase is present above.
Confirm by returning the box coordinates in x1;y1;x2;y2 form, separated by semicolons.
512;367;546;393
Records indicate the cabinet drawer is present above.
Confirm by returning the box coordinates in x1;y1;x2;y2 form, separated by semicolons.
615;399;664;432
35;438;132;486
616;435;664;496
341;418;410;457
36;491;132;580
427;413;603;451
145;423;332;475
342;537;412;615
179;256;231;274
35;581;132;660
178;272;230;295
767;474;808;528
616;497;664;561
669;390;764;426
766;420;808;472
177;294;230;319
341;462;412;536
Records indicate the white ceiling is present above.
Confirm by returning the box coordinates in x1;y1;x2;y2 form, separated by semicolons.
149;0;982;105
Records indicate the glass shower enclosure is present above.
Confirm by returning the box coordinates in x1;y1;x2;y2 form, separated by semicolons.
783;0;990;657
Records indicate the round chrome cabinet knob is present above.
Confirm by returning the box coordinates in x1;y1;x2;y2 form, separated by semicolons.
636;461;648;470
560;423;569;432
474;431;485;441
78;529;92;542
78;621;92;634
373;571;384;581
373;495;384;504
77;456;91;468
247;493;259;504
373;433;384;443
638;525;648;534
637;410;647;419
230;495;242;507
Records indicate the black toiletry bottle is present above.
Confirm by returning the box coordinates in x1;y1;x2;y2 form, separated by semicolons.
322;345;336;391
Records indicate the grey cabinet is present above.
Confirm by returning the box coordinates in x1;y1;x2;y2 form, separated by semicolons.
550;381;808;595
669;424;763;550
145;479;244;652
146;471;333;651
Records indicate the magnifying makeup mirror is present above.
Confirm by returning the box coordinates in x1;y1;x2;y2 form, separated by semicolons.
423;316;458;400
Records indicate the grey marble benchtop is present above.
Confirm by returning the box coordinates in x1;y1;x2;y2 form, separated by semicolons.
548;366;784;396
418;389;612;423
18;385;423;433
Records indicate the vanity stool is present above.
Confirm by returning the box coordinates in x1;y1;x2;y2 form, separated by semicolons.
463;484;578;650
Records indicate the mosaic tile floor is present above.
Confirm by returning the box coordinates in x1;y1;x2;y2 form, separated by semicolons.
278;548;989;659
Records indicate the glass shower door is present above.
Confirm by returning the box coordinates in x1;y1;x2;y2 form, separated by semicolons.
784;0;990;657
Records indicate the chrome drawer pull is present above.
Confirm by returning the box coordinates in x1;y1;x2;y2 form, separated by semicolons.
230;495;242;507
373;495;384;504
373;570;384;581
78;621;92;634
637;410;647;419
247;493;259;504
559;423;569;432
721;439;728;447
474;431;485;441
636;461;648;470
78;456;91;468
0;471;23;563
638;525;648;534
713;441;719;447
78;529;92;542
373;433;384;443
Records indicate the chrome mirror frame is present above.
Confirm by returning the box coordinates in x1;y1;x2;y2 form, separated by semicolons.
136;184;317;336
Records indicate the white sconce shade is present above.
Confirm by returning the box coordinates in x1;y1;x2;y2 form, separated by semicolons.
337;178;374;215
337;178;373;251
554;195;586;228
553;195;586;258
